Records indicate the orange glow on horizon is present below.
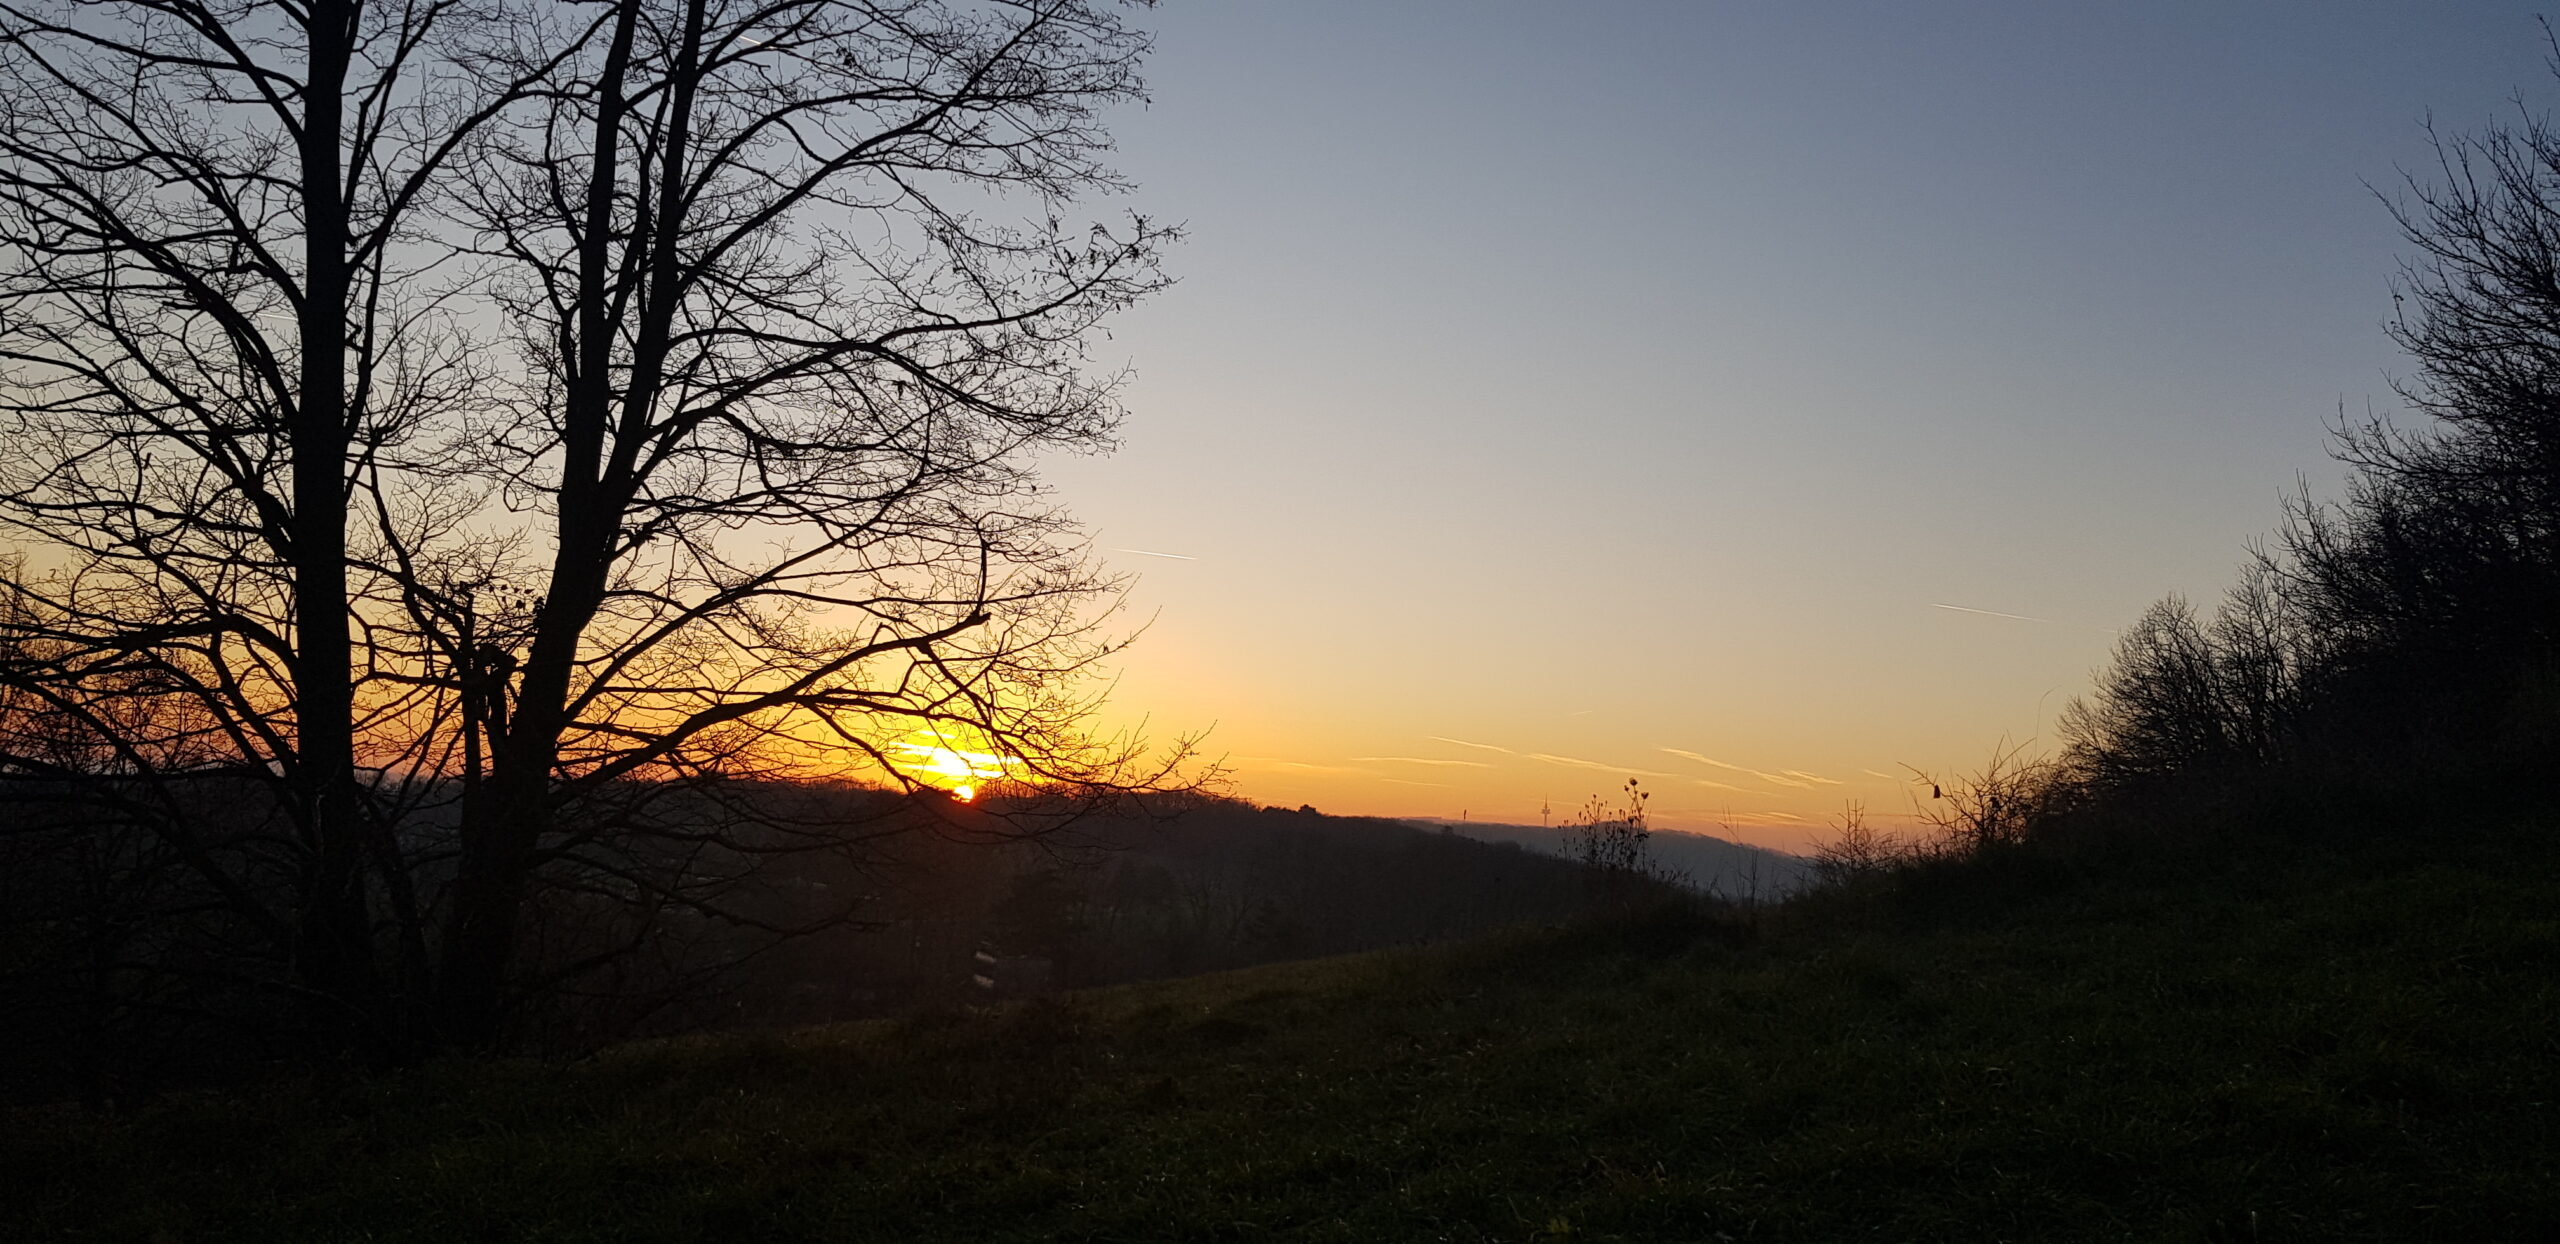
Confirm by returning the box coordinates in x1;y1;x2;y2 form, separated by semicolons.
891;735;1020;797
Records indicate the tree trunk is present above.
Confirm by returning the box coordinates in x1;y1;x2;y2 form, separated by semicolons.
434;0;645;1049
289;0;380;1059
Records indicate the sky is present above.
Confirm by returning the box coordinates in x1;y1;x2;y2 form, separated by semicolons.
1033;1;2556;850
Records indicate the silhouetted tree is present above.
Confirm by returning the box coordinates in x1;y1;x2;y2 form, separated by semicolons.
2280;52;2560;670
2207;559;2307;761
2060;597;2228;787
2059;577;2306;791
0;0;574;1058
2056;51;2560;808
0;0;1184;1066
422;0;1182;1049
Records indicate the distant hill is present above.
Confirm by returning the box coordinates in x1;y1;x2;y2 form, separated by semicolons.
561;798;1643;1041
1413;819;1813;900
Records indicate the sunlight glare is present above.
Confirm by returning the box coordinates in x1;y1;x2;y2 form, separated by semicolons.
890;735;1022;796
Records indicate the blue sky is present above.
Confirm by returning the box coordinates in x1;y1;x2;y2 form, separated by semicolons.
1037;1;2553;844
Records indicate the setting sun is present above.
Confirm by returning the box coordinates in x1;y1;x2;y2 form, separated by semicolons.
890;736;1019;796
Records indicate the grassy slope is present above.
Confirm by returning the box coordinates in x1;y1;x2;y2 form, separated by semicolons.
7;842;2558;1243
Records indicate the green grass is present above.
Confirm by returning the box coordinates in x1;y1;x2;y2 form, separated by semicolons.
8;845;2559;1242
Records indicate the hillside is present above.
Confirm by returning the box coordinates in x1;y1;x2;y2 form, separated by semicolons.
1420;818;1813;900
1;792;1633;1103
9;828;2555;1242
731;800;1623;1017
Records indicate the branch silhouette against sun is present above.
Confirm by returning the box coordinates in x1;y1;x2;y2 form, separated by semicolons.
0;0;1199;1059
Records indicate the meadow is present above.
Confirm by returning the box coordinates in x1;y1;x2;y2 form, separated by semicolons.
9;820;2553;1242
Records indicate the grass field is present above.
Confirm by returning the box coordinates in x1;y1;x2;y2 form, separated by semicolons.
7;835;2558;1242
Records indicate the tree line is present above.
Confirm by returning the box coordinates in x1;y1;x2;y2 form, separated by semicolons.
1819;62;2560;881
2061;75;2560;803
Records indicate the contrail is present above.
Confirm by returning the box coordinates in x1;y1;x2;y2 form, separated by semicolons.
1665;748;1827;789
1525;753;1679;778
1428;735;1515;755
1661;748;1745;772
1931;602;2050;624
1111;547;1197;561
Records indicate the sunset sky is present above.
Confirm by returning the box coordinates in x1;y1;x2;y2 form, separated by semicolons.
1037;1;2552;849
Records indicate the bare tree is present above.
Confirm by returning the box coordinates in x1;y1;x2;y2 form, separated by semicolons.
2283;44;2560;666
0;0;580;1057
0;0;1184;1065
416;0;1181;1048
2376;85;2560;550
2058;596;2233;788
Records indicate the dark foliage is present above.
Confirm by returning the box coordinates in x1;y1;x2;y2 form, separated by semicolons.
2040;65;2560;831
1805;57;2560;897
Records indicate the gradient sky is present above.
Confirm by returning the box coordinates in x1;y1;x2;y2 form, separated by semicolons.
1034;1;2553;849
